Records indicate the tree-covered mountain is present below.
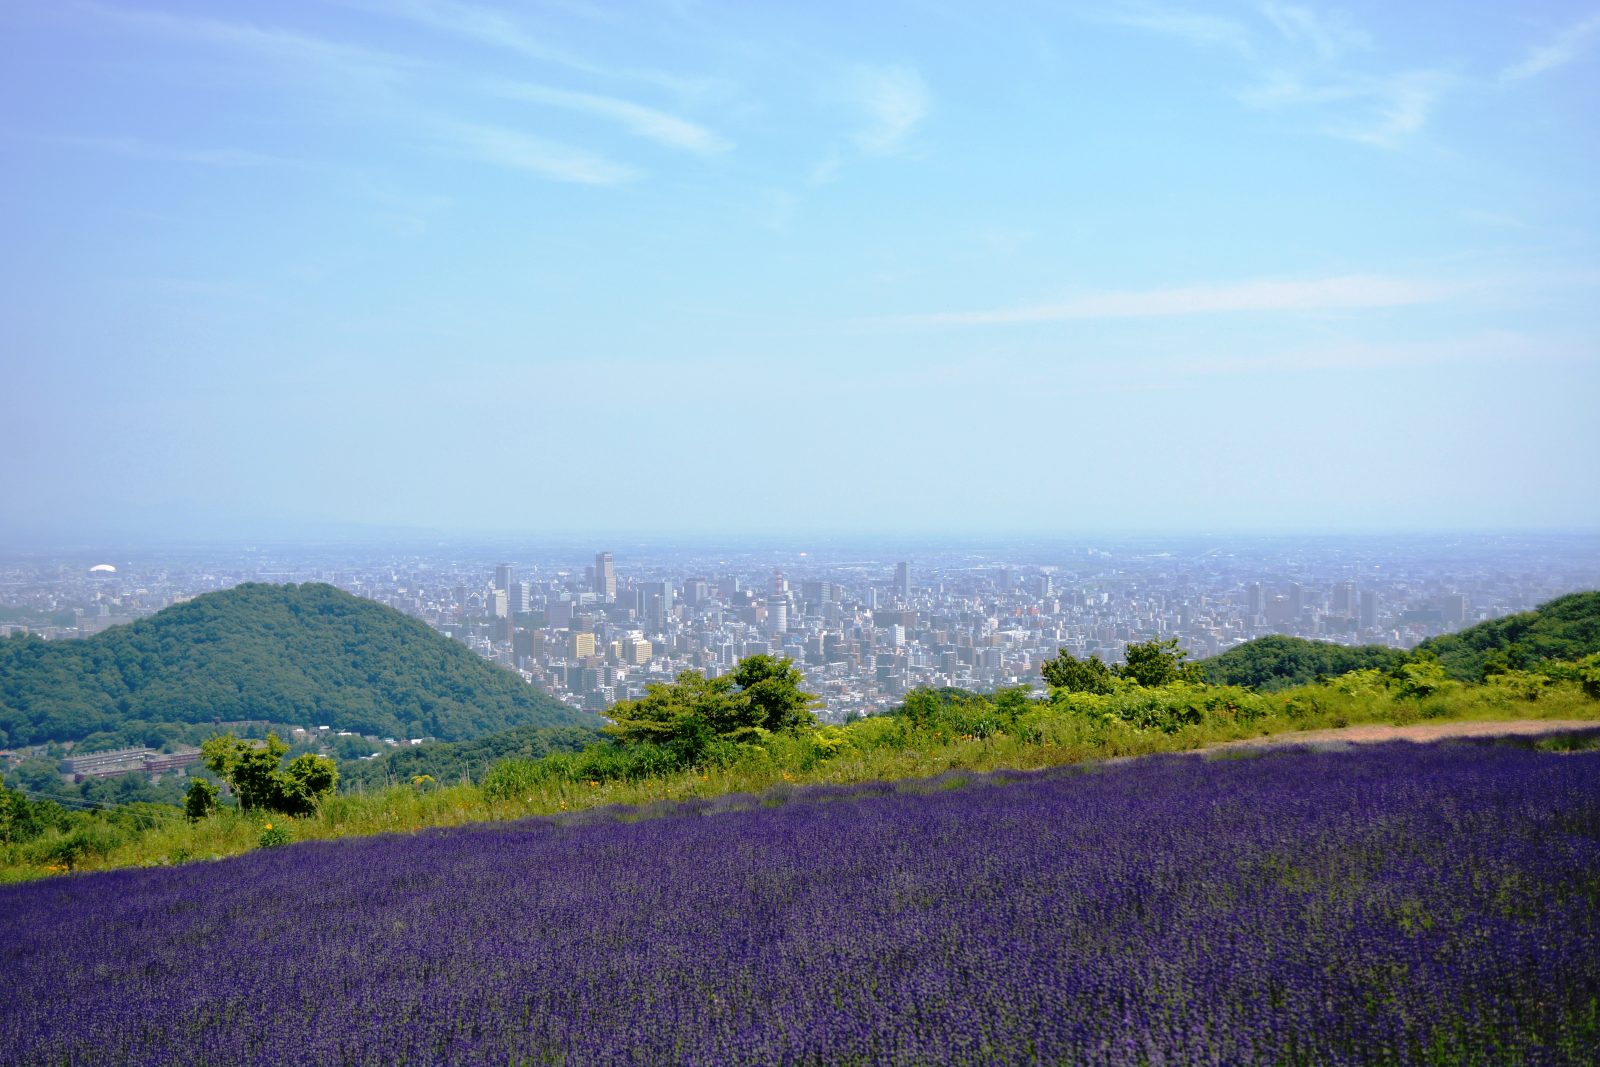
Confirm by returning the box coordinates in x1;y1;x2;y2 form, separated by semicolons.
1198;591;1600;690
0;583;594;748
1199;637;1405;691
1418;591;1600;680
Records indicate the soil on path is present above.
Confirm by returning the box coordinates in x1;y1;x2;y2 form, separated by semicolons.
1203;718;1600;753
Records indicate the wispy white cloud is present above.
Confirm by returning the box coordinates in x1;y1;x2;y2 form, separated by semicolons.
1239;68;1451;147
844;64;929;155
1096;3;1255;56
1099;2;1448;146
1176;331;1581;377
1500;13;1600;82
897;274;1470;327
351;0;714;95
86;3;414;82
430;118;639;184
1257;2;1371;62
493;82;730;153
48;134;296;168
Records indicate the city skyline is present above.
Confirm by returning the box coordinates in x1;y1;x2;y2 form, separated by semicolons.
8;532;1596;721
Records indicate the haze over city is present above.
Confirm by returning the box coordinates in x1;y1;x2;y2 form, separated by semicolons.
4;1;1598;544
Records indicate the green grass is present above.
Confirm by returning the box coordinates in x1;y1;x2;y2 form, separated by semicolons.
4;676;1597;884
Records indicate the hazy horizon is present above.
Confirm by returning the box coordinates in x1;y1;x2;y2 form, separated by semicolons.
4;2;1597;543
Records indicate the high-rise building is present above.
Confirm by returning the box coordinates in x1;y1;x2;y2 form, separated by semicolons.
1245;582;1264;617
594;551;616;601
1332;581;1356;617
766;599;788;636
895;561;910;600
494;564;514;592
1359;590;1379;630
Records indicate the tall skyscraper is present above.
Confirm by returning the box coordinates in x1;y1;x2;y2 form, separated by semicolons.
1359;590;1379;630
895;561;910;600
494;563;513;592
594;551;616;601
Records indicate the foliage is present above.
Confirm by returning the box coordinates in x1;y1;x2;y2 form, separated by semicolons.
200;733;338;817
5;744;1598;1064
603;656;818;758
6;659;1600;882
257;821;292;849
1418;591;1600;680
1196;591;1600;691
1038;649;1116;693
0;582;593;749
731;654;821;733
1117;637;1204;687
1390;654;1453;700
1199;634;1406;690
338;725;600;791
183;778;219;821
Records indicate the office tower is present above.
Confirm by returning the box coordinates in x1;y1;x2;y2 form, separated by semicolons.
1359;590;1379;630
1287;582;1303;615
767;599;788;636
509;580;530;614
895;561;910;600
1036;574;1054;598
1441;594;1467;625
1332;581;1355;617
494;564;513;592
1245;582;1264;616
490;588;508;619
594;551;616;601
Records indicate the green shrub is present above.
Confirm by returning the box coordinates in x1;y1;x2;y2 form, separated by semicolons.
257;822;292;848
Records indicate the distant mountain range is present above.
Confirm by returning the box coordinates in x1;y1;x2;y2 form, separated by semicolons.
1199;591;1600;690
0;583;594;749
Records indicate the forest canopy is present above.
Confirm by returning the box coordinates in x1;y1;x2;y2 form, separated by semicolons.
0;583;592;748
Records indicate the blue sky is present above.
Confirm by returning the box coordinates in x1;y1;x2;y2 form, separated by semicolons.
2;1;1597;542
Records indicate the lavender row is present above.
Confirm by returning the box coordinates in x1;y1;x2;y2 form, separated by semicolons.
3;741;1598;1065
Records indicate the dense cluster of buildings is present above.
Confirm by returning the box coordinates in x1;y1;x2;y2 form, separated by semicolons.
4;535;1596;723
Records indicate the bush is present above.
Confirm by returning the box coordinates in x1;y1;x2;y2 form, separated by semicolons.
183;779;219;821
481;758;547;802
257;822;292;848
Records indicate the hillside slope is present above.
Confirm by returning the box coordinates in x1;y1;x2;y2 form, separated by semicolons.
1199;590;1600;689
1418;590;1600;679
1199;635;1404;690
0;583;593;747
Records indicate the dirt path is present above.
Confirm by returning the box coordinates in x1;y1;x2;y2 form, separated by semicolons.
1201;719;1600;753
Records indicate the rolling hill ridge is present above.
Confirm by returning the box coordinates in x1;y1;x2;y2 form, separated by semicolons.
1199;590;1600;690
0;583;593;748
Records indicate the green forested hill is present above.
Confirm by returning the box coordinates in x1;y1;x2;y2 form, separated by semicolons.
0;583;594;748
1198;636;1405;691
1199;591;1600;689
1418;590;1600;679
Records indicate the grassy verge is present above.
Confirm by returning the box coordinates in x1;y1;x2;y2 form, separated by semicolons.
4;676;1597;883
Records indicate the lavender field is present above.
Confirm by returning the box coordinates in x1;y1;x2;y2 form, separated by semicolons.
3;740;1598;1066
